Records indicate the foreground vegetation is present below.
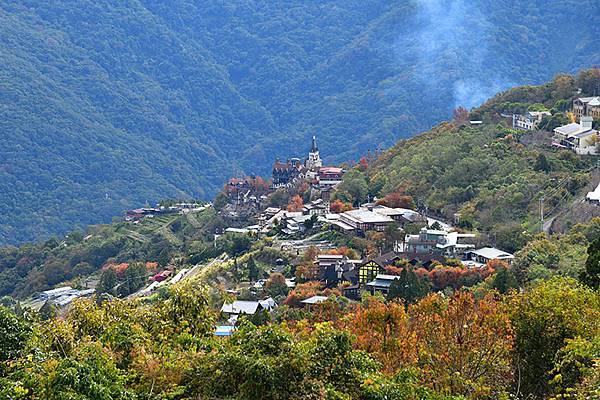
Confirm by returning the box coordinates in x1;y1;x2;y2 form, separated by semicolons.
1;272;599;399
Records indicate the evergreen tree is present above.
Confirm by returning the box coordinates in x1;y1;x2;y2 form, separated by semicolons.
96;268;117;295
490;266;518;294
247;256;259;282
534;153;551;172
96;268;117;294
387;267;429;304
117;263;147;297
580;238;600;289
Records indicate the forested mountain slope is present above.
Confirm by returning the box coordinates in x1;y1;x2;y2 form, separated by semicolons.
1;0;599;244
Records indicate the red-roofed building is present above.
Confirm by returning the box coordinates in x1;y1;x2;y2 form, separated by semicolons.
318;166;344;188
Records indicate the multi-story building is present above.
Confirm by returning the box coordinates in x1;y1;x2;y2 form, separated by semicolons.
512;111;551;130
338;209;395;232
573;97;600;121
271;158;304;188
317;166;344;188
403;228;476;256
553;116;598;155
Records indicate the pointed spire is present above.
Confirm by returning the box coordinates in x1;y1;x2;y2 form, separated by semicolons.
311;135;318;153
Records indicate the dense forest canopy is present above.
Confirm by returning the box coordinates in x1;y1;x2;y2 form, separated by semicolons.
0;0;599;244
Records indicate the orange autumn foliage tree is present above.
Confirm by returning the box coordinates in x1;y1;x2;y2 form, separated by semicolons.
286;194;304;212
342;296;416;373
358;156;369;171
326;246;359;259
414;263;497;291
329;199;353;213
145;262;159;270
408;292;513;398
345;292;513;398
377;189;414;209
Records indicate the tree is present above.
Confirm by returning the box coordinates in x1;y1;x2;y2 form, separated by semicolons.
509;277;600;398
580;238;600;289
453;106;470;125
213;191;229;210
337;169;368;206
247;256;259;282
534;153;551;172
0;305;30;362
512;237;560;284
38;300;58;320
329;199;352;213
377;190;415;209
286;195;304;212
409;292;514;398
489;263;518;294
264;273;288;298
117;262;147;297
576;67;600;96
387;266;429;304
96;267;117;295
303;214;318;230
25;342;135;399
165;282;215;337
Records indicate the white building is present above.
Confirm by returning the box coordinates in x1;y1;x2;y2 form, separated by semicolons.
403;228;476;256
463;247;514;268
336;209;395;232
512;111;551;130
553;116;598;155
586;183;600;204
221;297;277;324
305;136;323;172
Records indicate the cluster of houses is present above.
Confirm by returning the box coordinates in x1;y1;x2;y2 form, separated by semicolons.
510;96;599;156
270;136;343;189
219;136;345;224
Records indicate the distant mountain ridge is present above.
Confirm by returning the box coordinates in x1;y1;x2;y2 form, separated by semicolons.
0;0;599;244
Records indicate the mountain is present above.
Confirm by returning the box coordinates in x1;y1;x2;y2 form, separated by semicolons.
1;0;599;244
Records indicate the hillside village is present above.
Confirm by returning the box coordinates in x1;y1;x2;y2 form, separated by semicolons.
87;91;600;337
2;71;600;400
18;82;598;321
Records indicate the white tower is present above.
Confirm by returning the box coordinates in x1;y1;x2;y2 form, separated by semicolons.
306;135;322;170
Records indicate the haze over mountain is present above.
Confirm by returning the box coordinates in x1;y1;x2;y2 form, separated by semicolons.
1;0;599;244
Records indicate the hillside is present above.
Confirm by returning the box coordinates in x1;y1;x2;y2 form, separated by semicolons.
1;70;598;300
1;0;599;244
359;71;600;252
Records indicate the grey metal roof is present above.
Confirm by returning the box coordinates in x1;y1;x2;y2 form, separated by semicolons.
221;300;261;315
301;295;329;304
467;247;514;260
366;274;401;289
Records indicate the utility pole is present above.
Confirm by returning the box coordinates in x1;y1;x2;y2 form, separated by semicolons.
540;196;545;232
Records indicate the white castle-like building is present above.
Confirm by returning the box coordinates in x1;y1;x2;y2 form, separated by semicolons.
305;135;322;172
